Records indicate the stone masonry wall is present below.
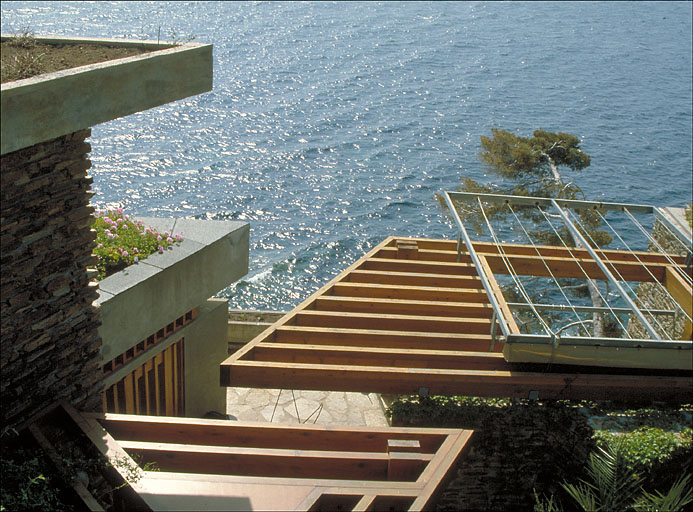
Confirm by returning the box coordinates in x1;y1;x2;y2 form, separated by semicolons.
391;398;595;512
0;130;103;428
628;218;689;340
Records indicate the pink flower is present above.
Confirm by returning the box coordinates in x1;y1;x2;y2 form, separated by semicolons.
175;234;183;241
145;227;152;234
97;243;103;248
166;237;173;243
121;250;128;257
104;229;111;235
157;235;162;241
133;247;138;253
158;245;164;254
122;224;128;230
113;234;118;239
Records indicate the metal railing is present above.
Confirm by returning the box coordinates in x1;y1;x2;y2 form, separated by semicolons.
443;191;692;350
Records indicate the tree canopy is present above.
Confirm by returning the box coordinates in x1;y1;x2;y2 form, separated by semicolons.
449;128;610;247
443;128;615;336
477;128;591;197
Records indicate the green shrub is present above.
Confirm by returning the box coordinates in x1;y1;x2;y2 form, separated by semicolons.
594;426;692;492
92;209;182;280
0;428;67;511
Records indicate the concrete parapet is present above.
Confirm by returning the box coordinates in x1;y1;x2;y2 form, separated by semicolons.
96;218;249;360
1;36;213;155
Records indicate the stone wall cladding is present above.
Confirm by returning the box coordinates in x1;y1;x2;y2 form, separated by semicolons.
392;402;594;512
1;129;103;428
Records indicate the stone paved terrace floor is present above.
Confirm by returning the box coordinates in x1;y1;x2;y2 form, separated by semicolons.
226;388;389;427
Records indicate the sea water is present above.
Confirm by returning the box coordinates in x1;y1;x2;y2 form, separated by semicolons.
2;1;691;310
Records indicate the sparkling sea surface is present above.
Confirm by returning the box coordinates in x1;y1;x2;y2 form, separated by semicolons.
2;1;692;311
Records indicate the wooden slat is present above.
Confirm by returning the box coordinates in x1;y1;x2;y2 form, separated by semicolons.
119;440;432;480
274;326;495;352
251;343;508;370
358;258;479;276
96;414;451;453
124;373;135;414
293;310;491;334
134;366;143;415
665;266;693;340
223;360;693;401
348;270;484;289
313;296;494;318
376;246;463;263
154;352;163;416
164;346;174;416
330;282;488;303
171;343;178;415
112;380;120;414
352;494;377;512
482;253;666;282
477;255;520;335
144;359;153;415
406;237;687;265
177;339;185;416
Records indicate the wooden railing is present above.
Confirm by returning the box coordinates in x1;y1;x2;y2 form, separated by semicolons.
103;338;184;416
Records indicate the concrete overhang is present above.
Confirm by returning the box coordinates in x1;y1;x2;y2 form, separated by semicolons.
95;218;249;358
1;35;212;155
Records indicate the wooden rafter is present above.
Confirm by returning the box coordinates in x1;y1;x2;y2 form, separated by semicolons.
221;237;692;401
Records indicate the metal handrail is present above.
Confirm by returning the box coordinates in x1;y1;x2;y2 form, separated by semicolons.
443;190;688;346
443;192;511;338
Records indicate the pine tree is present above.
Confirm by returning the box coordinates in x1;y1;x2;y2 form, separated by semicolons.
442;129;614;336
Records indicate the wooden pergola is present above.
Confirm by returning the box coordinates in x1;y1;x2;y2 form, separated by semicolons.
221;236;692;401
27;403;472;511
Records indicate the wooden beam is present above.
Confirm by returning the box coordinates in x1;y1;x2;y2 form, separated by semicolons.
665;266;693;340
406;237;687;266
330;282;489;303
93;413;454;453
222;360;693;402
477;255;520;334
273;326;495;352
352;494;377;512
119;440;432;480
293;310;491;335
348;270;484;289
358;258;480;276
250;343;508;370
313;296;494;318
376;246;465;263
481;253;666;282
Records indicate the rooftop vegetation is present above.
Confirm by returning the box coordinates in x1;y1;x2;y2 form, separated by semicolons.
92;209;182;280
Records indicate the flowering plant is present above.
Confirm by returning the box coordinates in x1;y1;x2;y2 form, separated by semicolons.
92;209;183;280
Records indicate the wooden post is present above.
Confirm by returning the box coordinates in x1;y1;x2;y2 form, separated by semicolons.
397;240;418;260
387;439;422;481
